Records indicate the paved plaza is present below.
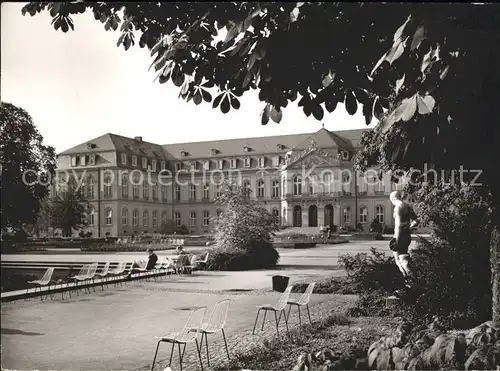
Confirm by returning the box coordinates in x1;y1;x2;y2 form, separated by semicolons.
1;241;405;370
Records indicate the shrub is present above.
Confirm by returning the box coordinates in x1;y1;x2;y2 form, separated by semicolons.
370;218;383;233
208;182;280;270
206;241;279;271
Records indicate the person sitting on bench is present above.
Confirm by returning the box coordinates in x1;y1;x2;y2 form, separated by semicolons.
126;248;158;279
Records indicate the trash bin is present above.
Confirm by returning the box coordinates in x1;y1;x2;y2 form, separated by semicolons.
272;275;290;292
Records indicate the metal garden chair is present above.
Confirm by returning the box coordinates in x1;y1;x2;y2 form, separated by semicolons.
82;262;99;293
151;306;206;371
194;298;232;367
252;285;293;337
26;267;55;301
279;282;316;326
108;261;126;285
193;253;210;270
97;262;110;290
69;264;90;295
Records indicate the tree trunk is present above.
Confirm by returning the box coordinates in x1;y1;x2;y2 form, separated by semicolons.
491;225;500;328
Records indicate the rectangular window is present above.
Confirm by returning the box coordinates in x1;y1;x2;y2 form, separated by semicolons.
121;153;127;165
142;158;148;169
190;184;196;200
203;211;210;227
203;184;210;200
132;178;139;198
132;156;138;167
71;156;77;167
143;182;149;199
272;156;279;166
217;160;224;169
121;209;128;226
191;161;197;170
105;209;113;226
189;211;196;227
259;157;265;167
230;159;237;168
79;156;87;166
174;212;181;226
359;207;368;224
133;210;139;227
160;161;166;171
215;185;221;198
151;160;157;172
152;211;158;228
88;154;96;165
203;161;210;170
121;176;128;198
175;162;182;171
244;158;251;168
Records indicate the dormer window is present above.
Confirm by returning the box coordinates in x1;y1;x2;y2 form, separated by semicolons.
142;157;148;169
217;159;224;169
132;155;138;167
203;161;210;170
151;159;157;172
244;157;251;168
277;144;285;151
211;149;219;155
341;150;349;160
139;149;147;155
79;155;87;166
259;157;266;168
230;159;237;168
175;162;182;171
181;150;189;157
71;156;78;167
86;143;96;149
121;153;127;165
160;161;166;171
243;146;251;153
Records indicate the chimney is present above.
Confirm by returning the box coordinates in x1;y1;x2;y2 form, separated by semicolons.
134;136;143;142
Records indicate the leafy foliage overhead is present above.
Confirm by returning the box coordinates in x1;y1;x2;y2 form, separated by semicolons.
0;102;56;232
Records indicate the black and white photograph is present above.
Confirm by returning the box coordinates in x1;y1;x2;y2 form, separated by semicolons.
1;2;499;370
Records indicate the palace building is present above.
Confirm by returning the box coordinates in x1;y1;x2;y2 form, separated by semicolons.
55;127;403;237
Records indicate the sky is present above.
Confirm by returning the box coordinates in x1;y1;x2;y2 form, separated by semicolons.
1;2;375;154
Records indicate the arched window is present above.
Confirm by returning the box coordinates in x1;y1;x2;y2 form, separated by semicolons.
105;208;113;225
104;176;113;198
323;172;334;193
86;176;95;199
121;208;128;226
143;210;149;227
161;211;167;227
257;179;265;198
359;206;368;224
343;206;351;225
375;205;385;224
152;210;158;227
132;209;139;227
342;172;350;193
203;211;210;226
121;174;129;198
293;175;302;195
132;175;140;198
272;179;280;198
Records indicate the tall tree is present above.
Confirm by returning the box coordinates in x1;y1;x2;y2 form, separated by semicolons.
23;2;500;325
45;176;90;237
0;102;56;234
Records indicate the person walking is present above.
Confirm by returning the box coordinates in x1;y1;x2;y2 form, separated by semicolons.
389;190;419;295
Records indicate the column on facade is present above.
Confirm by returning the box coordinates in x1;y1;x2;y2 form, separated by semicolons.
302;203;309;228
317;205;325;227
333;204;341;226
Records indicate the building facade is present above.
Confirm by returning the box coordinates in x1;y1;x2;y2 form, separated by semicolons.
54;128;403;237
